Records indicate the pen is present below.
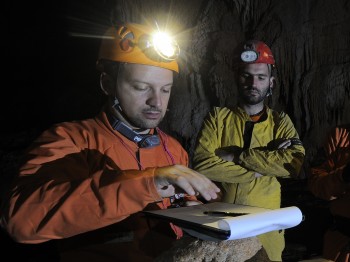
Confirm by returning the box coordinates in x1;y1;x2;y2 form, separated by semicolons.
203;211;248;217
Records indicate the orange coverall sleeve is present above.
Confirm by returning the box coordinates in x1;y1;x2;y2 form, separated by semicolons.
0;125;172;244
308;126;350;200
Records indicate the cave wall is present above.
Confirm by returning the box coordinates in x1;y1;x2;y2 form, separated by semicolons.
2;0;350;176
1;2;348;258
111;0;350;172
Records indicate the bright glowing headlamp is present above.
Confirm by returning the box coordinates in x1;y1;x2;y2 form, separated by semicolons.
98;23;180;73
151;31;180;61
138;30;180;62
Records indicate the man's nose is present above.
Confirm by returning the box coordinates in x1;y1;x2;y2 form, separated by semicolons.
147;91;162;107
250;76;259;86
246;76;258;87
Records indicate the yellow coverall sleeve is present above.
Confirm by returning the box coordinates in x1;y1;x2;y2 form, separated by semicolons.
193;108;256;184
240;113;305;178
193;107;305;184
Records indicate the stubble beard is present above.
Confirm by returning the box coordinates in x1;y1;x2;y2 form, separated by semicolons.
239;86;270;106
128;113;164;129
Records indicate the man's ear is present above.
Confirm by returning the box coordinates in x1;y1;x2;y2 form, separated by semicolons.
266;76;274;97
269;76;275;88
99;73;115;96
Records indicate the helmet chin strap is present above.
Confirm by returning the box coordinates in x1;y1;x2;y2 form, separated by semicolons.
107;103;160;148
112;97;123;112
110;97;148;133
111;65;128;114
108;113;160;148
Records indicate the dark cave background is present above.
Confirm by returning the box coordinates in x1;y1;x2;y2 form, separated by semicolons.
1;0;349;260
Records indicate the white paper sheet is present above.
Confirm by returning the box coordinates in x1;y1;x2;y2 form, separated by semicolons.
218;206;303;240
144;202;304;241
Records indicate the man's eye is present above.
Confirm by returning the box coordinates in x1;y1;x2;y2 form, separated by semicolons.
240;74;249;78
134;85;148;91
162;88;171;93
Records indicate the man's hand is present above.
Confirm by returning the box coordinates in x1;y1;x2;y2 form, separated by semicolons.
276;139;292;149
154;165;220;201
215;146;243;164
215;147;263;178
254;172;263;178
215;148;235;162
268;138;302;150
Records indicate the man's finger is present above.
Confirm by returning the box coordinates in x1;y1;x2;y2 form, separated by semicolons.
278;140;291;149
157;185;176;197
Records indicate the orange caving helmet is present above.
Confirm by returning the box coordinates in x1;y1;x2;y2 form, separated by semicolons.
240;40;275;65
97;23;180;73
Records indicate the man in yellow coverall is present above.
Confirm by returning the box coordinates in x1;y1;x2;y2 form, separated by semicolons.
0;22;220;261
193;40;305;261
309;124;350;261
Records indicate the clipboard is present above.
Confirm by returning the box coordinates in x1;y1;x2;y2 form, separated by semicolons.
143;202;303;241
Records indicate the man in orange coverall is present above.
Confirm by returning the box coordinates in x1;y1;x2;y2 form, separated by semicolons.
309;124;350;262
0;22;220;261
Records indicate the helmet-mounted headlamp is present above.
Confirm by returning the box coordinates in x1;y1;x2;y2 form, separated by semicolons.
240;40;275;65
241;50;258;63
98;23;180;72
139;31;180;61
